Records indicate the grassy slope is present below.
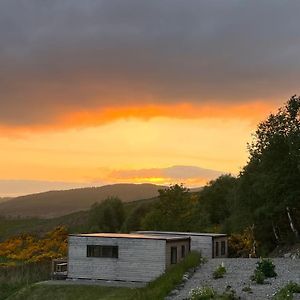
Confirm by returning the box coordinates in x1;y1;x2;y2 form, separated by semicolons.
0;183;165;218
6;285;134;300
7;252;202;300
0;197;158;241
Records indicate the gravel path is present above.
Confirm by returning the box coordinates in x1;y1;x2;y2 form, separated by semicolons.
170;258;300;300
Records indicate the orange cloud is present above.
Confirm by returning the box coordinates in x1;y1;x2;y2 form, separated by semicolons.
102;165;224;187
0;101;276;136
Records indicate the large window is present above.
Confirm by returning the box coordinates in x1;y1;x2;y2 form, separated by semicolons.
87;245;118;258
221;241;226;255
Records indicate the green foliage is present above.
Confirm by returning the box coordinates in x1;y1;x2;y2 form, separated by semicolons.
241;286;252;293
142;184;196;231
197;175;237;226
272;282;300;300
256;258;277;278
213;263;226;279
251;258;276;284
0;262;51;299
188;286;238;300
189;286;216;300
251;269;265;284
122;202;153;232
230;96;300;251
88;197;124;232
228;226;257;257
7;285;134;300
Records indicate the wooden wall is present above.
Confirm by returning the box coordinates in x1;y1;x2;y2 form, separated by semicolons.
212;236;228;258
68;236;167;282
165;239;190;268
189;235;213;258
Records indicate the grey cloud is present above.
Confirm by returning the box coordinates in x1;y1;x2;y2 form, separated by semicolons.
1;0;300;125
109;165;224;180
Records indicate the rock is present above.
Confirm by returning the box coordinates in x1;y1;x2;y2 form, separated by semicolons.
284;252;291;258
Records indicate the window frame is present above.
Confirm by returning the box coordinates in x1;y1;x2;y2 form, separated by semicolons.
87;245;118;258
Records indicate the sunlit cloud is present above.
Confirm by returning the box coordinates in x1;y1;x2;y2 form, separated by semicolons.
104;165;224;187
0;101;276;135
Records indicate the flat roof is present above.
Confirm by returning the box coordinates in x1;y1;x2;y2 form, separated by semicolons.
69;233;190;241
136;231;227;237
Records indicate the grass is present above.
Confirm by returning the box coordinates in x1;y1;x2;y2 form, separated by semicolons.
7;251;202;300
272;282;300;300
0;262;51;300
6;285;134;300
213;263;226;279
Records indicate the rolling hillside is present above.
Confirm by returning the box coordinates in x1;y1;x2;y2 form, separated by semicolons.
0;197;11;204
0;183;165;218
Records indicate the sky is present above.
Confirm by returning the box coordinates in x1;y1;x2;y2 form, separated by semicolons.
1;0;300;196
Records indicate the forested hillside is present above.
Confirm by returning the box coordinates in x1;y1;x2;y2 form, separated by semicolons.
0;183;164;218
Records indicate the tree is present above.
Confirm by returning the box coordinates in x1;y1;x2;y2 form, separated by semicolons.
235;95;300;248
88;197;125;232
142;184;195;231
197;174;237;226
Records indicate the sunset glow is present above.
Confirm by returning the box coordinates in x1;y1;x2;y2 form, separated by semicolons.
1;1;299;196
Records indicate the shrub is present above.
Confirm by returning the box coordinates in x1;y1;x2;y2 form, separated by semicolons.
256;258;277;278
272;282;300;300
251;269;265;284
219;286;239;300
242;286;252;293
188;286;239;300
228;226;257;258
213;263;226;279
189;286;215;300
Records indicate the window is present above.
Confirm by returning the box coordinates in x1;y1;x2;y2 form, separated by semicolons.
221;241;226;255
87;245;118;258
181;245;186;258
171;247;177;264
215;242;219;257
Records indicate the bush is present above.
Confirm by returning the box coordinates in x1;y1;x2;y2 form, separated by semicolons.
188;286;238;300
189;286;216;300
213;263;226;279
251;269;265;284
256;258;277;278
272;282;300;300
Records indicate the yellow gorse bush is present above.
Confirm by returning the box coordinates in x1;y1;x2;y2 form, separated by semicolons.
0;226;68;263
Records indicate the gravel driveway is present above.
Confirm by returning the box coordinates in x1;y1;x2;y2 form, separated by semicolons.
170;258;300;300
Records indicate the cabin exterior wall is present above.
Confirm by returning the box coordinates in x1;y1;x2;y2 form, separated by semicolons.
212;236;228;258
189;235;213;258
68;236;166;282
165;239;190;268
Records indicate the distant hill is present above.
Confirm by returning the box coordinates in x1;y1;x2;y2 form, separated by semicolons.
0;183;165;218
0;197;12;204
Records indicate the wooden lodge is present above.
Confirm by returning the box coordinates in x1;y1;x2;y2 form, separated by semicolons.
136;231;228;258
67;233;191;282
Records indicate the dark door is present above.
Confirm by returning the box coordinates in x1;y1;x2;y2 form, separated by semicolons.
171;247;177;264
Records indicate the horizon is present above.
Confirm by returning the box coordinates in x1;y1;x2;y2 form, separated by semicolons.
1;1;300;196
